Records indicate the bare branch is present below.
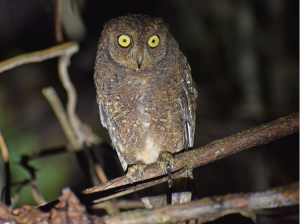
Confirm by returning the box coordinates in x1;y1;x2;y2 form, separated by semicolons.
92;200;144;210
1;184;297;224
30;181;47;206
0;131;9;163
92;167;187;204
94;164;120;214
54;0;63;42
83;112;299;199
57;53;85;150
98;182;299;224
0;130;10;205
42;87;80;150
0;42;78;74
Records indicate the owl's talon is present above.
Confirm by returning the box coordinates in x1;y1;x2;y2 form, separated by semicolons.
170;163;174;172
126;166;136;184
127;175;133;184
161;165;167;175
167;164;173;188
140;171;144;181
127;163;146;183
158;152;174;188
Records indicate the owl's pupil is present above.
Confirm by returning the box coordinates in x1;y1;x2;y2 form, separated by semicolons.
152;40;155;43
123;39;127;42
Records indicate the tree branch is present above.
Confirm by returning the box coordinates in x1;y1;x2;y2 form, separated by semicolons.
42;87;80;150
83;112;299;202
0;42;78;74
0;130;11;205
1;184;297;224
98;182;299;224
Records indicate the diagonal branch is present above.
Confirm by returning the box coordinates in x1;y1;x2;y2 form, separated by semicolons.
0;42;78;74
97;182;299;224
83;112;299;202
0;131;11;205
42;87;80;150
1;183;298;224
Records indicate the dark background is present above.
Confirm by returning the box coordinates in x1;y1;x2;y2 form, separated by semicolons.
0;0;298;223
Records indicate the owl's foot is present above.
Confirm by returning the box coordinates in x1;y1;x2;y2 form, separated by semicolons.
158;152;174;188
126;163;146;184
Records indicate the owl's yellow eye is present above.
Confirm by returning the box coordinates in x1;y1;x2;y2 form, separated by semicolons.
118;35;131;47
148;35;159;48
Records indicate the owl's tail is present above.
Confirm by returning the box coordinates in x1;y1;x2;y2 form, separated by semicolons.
137;170;193;209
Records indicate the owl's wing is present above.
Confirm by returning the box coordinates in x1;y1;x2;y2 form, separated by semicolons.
94;32;108;128
93;32;129;171
180;53;198;148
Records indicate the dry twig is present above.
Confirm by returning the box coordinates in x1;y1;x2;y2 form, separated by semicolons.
54;0;63;42
42;87;80;150
0;131;9;163
29;181;47;207
0;131;10;205
92;200;144;210
58;53;85;150
0;42;78;74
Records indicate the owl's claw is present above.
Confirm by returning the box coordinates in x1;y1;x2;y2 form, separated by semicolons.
126;163;146;184
166;164;173;188
127;175;133;184
140;170;144;181
158;152;174;188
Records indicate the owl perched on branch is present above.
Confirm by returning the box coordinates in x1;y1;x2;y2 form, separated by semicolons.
94;14;197;208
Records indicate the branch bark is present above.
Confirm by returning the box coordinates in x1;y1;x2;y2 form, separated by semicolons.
1;183;297;224
0;42;78;74
83;112;299;203
98;182;299;224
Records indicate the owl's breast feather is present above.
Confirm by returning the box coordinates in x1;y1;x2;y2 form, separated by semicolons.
103;62;186;166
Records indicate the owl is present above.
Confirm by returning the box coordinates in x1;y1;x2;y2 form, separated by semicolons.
94;14;197;208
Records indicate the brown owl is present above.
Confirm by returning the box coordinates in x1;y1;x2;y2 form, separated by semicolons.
94;14;197;208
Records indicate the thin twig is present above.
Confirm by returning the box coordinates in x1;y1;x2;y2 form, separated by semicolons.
0;42;78;74
87;150;120;214
54;0;63;42
9;180;32;209
42;87;80;150
94;164;108;183
30;180;47;206
92;200;144;210
0;131;10;205
0;131;9;163
83;112;299;199
97;182;299;224
58;53;85;150
81;124;102;147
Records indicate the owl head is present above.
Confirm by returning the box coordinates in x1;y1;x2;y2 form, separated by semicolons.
100;14;177;69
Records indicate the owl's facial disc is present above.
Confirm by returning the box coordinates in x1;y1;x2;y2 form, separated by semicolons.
123;45;165;69
105;15;168;69
135;35;161;68
126;45;148;69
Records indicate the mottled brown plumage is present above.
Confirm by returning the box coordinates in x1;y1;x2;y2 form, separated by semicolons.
94;14;197;208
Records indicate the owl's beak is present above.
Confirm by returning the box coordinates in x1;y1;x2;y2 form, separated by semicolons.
137;55;143;69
